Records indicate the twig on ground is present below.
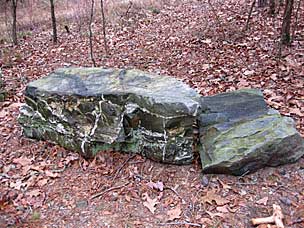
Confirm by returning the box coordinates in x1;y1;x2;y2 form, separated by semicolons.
111;154;136;183
52;164;67;173
289;218;304;225
158;221;202;227
90;182;130;200
164;186;182;200
251;204;284;228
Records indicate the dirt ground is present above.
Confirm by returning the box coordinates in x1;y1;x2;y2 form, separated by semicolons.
0;0;303;227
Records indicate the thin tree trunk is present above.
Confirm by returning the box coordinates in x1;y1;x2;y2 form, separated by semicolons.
244;0;256;31
50;0;57;43
89;0;96;67
11;0;17;45
292;0;301;42
100;0;109;55
281;0;294;44
269;0;276;15
258;0;267;7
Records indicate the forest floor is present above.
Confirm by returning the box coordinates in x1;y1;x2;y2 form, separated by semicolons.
0;0;304;227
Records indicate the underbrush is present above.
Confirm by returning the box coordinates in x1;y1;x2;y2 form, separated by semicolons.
0;0;174;43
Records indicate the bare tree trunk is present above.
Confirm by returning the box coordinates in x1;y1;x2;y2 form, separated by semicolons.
269;0;276;14
100;0;109;55
244;0;256;31
292;0;301;42
50;0;57;43
11;0;17;45
258;0;267;7
281;0;294;44
89;0;96;67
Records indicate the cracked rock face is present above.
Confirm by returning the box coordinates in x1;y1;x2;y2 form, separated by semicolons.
18;68;200;164
198;89;304;175
18;68;304;174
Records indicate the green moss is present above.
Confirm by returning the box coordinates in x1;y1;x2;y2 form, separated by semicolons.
31;211;41;221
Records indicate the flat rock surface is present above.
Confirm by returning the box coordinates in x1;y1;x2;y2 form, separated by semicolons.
198;89;304;175
19;68;201;164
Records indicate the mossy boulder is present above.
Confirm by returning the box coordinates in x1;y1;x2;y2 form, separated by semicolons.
0;68;6;102
198;89;304;175
18;68;304;174
18;68;201;164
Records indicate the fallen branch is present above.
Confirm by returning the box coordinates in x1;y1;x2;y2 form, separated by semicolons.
111;154;136;183
251;204;284;228
90;182;130;200
158;221;201;227
164;186;182;200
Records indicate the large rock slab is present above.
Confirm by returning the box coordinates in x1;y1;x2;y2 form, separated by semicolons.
18;68;200;164
0;69;6;102
198;89;304;175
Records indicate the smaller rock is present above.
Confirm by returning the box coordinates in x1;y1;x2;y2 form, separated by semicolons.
76;199;88;208
198;89;304;176
279;196;292;206
201;175;209;187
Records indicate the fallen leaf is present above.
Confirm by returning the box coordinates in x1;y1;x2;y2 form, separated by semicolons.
37;178;48;187
256;196;268;205
10;180;26;190
167;205;182;221
216;205;229;213
13;157;32;166
243;70;255;76
206;210;226;219
147;181;164;191
45;170;60;178
218;179;232;190
202;39;212;44
142;192;158;214
289;108;304;117
201;189;229;206
26;189;41;197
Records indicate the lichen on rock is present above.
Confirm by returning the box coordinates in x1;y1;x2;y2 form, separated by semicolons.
18;68;304;174
198;89;304;175
19;67;201;164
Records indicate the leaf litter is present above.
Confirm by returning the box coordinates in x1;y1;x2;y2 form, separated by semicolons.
0;0;304;227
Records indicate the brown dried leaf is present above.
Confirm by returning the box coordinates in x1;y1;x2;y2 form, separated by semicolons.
206;210;226;219
256;196;268;205
13;157;32;166
289;108;304;117
45;170;60;178
37;178;48;187
26;189;41;197
216;205;229;213
167;205;182;221
147;181;164;191
142;192;158;214
201;189;229;206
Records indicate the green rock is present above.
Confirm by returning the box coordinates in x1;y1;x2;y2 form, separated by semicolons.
19;68;201;164
198;89;304;175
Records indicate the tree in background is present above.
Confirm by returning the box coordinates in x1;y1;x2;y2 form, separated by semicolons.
89;0;96;66
50;0;57;43
100;0;109;55
281;0;294;44
10;0;18;45
269;0;276;15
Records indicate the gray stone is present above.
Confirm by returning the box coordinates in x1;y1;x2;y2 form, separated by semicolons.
198;89;304;175
0;68;6;102
18;67;200;164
